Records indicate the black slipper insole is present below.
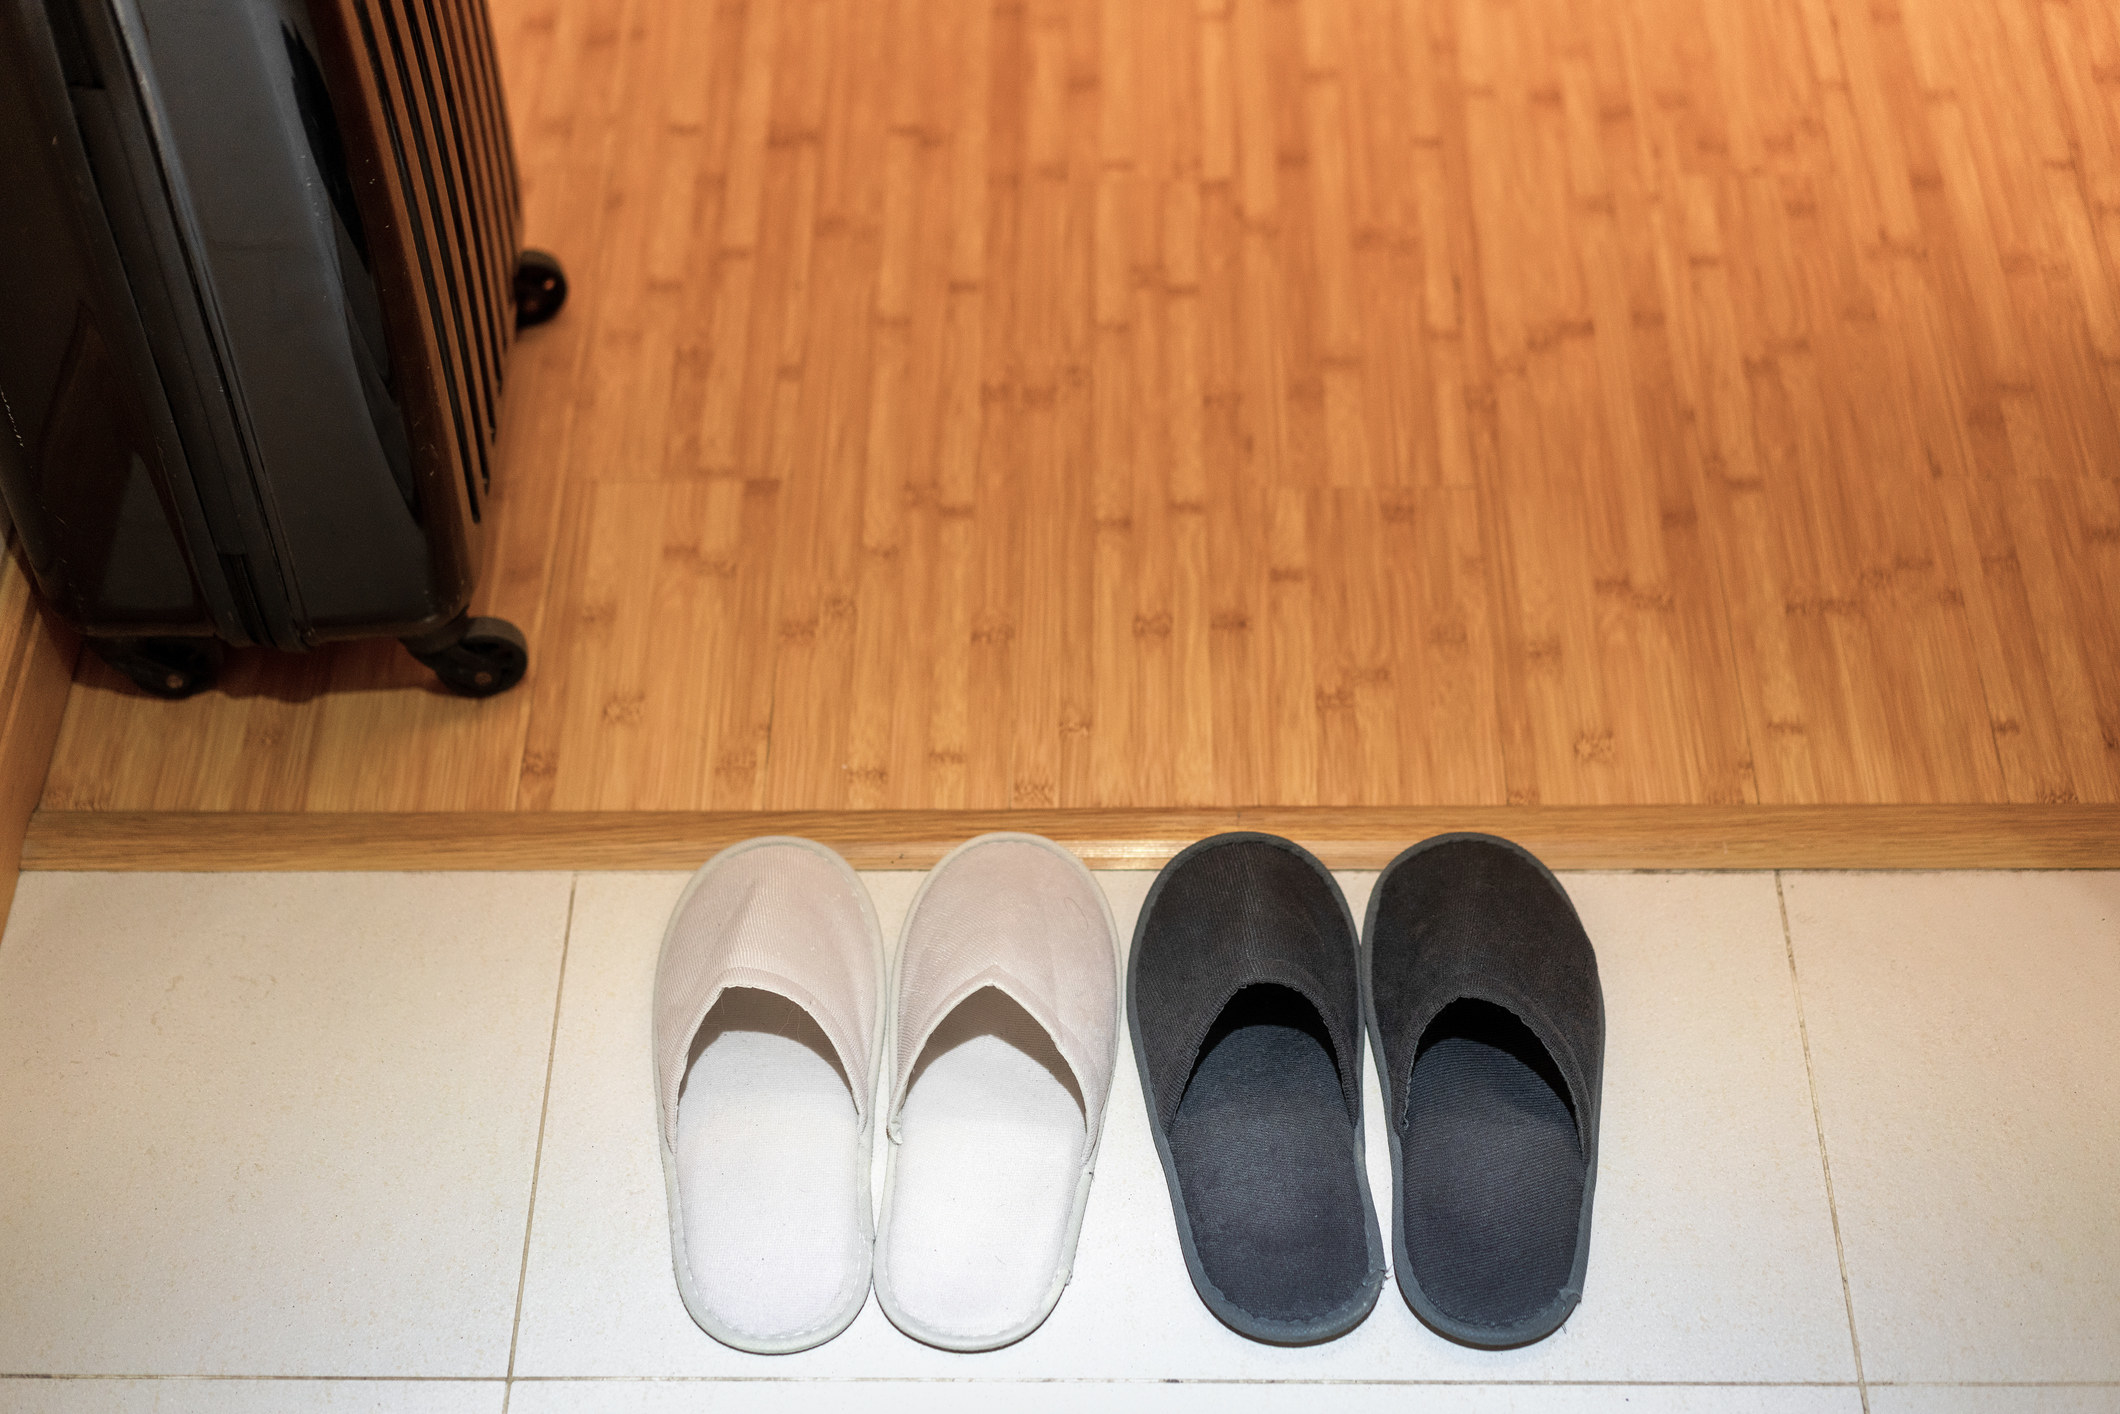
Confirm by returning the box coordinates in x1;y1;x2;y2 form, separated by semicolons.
1169;985;1371;1324
1403;999;1584;1329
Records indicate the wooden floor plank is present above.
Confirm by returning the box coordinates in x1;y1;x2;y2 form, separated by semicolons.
28;0;2120;815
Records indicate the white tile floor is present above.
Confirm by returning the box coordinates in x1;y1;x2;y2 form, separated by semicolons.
0;866;2113;1414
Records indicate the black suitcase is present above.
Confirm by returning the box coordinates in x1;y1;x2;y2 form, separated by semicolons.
0;0;565;698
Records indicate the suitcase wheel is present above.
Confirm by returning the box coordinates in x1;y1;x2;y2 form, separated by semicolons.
92;637;224;700
513;249;568;330
404;615;529;697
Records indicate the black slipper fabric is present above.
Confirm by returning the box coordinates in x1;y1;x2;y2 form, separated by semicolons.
1362;832;1605;1348
1129;832;1385;1344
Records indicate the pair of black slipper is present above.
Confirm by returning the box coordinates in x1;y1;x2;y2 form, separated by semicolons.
1128;831;1604;1349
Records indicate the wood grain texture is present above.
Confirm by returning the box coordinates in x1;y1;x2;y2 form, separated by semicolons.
0;537;80;931
35;0;2120;816
22;805;2120;871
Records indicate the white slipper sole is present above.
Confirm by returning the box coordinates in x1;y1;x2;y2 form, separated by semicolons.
872;833;1120;1351
654;837;888;1354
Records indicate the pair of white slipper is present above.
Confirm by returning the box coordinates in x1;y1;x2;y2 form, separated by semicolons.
652;833;1121;1353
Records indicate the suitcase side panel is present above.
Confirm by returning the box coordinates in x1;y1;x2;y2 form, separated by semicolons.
0;0;229;639
124;0;476;641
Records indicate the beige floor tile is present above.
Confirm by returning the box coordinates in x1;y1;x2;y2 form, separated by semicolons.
507;868;905;1381
0;1380;503;1414
1867;1389;2120;1414
506;1380;1862;1413
515;868;1852;1382
0;873;573;1377
1784;873;2120;1384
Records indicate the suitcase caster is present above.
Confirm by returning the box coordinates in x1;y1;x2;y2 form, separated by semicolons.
403;614;528;697
92;637;224;700
513;248;567;329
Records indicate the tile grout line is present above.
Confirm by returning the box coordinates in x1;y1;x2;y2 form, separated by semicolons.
0;1376;509;1384
14;1376;2120;1389
501;873;578;1414
1777;871;1870;1414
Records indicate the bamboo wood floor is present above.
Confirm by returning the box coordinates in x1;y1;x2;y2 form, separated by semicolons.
35;0;2120;823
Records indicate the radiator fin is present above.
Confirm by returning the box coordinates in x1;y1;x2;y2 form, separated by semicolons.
347;0;522;517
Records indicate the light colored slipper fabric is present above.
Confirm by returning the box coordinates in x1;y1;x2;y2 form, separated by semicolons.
653;837;884;1353
874;833;1121;1350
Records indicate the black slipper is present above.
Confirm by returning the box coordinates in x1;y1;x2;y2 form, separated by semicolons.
1128;832;1386;1345
1362;832;1605;1348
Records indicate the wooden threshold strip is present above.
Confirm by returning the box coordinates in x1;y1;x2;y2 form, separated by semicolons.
19;805;2120;871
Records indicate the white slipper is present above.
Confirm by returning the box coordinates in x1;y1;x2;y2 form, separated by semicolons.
873;833;1122;1350
652;837;886;1353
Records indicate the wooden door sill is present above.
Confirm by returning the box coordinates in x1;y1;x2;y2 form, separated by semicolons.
19;804;2120;871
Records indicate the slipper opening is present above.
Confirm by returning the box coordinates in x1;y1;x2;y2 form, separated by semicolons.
881;985;1087;1343
1403;997;1585;1332
1168;983;1371;1326
675;987;867;1344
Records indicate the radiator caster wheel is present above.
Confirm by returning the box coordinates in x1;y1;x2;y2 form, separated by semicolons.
93;637;223;699
514;248;567;329
405;615;528;697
